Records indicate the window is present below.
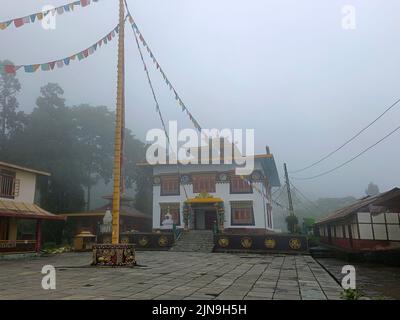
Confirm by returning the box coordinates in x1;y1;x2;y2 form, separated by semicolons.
160;204;181;226
193;174;216;193
0;170;17;199
230;175;252;194
231;202;254;226
160;176;180;196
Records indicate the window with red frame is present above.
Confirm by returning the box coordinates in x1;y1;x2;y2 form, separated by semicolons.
230;175;252;194
192;174;216;193
160;176;180;195
160;205;181;226
231;202;254;226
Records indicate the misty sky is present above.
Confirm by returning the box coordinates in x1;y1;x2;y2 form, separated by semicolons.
1;0;400;199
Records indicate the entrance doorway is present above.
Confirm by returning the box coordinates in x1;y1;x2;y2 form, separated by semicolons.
193;208;217;230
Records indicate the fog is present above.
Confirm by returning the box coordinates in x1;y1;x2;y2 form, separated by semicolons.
1;0;400;199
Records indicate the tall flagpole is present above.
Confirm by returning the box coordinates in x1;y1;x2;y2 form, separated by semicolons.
111;0;125;245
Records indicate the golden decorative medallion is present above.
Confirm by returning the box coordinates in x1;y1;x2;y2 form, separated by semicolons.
218;236;229;248
264;238;276;249
138;236;149;247
158;236;169;247
241;237;253;249
289;238;301;250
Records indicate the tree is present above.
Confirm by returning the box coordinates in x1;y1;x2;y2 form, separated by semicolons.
71;105;115;211
365;182;379;197
273;184;357;232
285;215;299;234
134;165;153;215
6;83;86;214
0;60;26;149
2;82;153;242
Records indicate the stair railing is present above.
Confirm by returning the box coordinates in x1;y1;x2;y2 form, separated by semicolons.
173;224;183;241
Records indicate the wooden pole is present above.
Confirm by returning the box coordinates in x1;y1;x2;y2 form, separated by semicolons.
284;163;294;216
112;0;125;245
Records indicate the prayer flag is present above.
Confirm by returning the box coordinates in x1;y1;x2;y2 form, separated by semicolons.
14;18;24;28
41;63;50;71
0;22;9;30
24;65;39;73
77;52;85;60
4;65;16;74
80;0;90;7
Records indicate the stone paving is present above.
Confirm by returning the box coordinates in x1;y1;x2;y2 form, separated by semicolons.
0;251;343;300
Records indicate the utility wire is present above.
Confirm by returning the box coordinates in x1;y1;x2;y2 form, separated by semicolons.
290;97;400;174
291;124;400;180
127;3;189;199
272;185;283;196
124;0;204;134
289;182;321;210
273;183;286;202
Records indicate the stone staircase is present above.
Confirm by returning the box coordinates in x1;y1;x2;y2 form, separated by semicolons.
170;230;215;253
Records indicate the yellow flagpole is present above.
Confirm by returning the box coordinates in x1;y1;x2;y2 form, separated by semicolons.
112;0;125;245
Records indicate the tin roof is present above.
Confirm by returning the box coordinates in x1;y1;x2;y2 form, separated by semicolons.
0;161;51;176
0;199;65;220
315;187;400;225
62;204;151;220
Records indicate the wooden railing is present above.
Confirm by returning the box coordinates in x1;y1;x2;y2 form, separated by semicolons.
0;240;36;253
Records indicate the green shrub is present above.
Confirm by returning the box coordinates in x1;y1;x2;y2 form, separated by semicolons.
340;288;363;300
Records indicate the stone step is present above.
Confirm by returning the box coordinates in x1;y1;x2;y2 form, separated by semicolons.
170;230;215;253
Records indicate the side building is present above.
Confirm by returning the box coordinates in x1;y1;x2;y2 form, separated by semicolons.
315;187;400;252
0;161;65;254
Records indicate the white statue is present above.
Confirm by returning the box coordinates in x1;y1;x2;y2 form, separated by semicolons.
161;211;174;229
103;209;112;225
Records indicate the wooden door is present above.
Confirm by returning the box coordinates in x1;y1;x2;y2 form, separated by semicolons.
204;210;216;230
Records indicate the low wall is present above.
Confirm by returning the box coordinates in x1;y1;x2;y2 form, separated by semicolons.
105;232;176;251
214;233;308;253
0;240;36;254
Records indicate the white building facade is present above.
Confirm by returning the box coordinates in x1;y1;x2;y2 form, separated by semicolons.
148;153;281;233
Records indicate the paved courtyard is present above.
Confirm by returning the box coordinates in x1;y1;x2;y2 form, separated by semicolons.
0;251;343;300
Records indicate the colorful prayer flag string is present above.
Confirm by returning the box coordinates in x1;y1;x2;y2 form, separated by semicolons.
0;0;101;31
0;23;120;75
127;14;203;133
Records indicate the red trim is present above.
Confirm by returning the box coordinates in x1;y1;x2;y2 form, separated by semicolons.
320;236;400;251
35;220;42;252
